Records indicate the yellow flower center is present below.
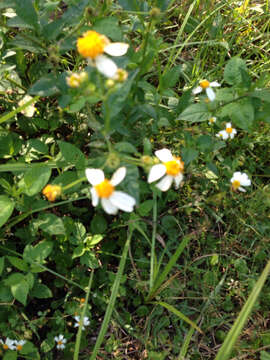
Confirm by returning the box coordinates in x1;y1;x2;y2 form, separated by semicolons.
226;127;233;134
95;179;114;198
17;345;23;351
57;341;63;346
3;344;9;350
199;80;210;89
67;74;81;88
209;117;215;123
42;184;62;202
232;180;240;190
77;30;109;59
164;158;184;176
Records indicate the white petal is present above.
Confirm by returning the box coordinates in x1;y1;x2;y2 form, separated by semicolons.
110;167;126;186
101;198;118;214
62;339;67;344
95;55;117;78
220;130;228;140
174;173;184;188
156;175;173;192
90;187;99;207
238;187;246;192
104;42;129;56
226;122;232;128
148;164;166;183
206;87;216;101
110;191;136;212
192;86;202;94
210;81;221;87
239;174;251;186
155;148;173;162
74;316;80;322
54;336;59;342
85;168;104;185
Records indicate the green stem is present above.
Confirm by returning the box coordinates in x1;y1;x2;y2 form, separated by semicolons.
0;96;39;124
5;75;27;91
74;270;94;360
150;192;157;291
62;177;86;192
89;227;133;360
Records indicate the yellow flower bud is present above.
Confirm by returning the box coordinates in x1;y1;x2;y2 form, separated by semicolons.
42;184;62;202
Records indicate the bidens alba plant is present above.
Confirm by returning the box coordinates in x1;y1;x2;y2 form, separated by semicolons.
193;79;220;101
85;167;136;215
148;149;184;191
231;172;251;192
77;30;129;78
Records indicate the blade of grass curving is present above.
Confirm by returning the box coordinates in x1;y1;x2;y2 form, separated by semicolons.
0;96;39;124
0;162;57;173
146;234;193;302
74;269;94;360
153;301;203;334
89;227;133;360
215;260;270;360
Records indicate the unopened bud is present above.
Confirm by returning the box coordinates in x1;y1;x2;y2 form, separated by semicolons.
42;184;62;202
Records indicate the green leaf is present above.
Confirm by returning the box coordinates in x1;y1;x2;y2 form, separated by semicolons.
220;99;254;130
161;65;183;90
91;214;107;234
197;135;214;152
138;200;154;216
3;351;18;360
5;273;25;286
93;17;122;41
23;240;54;263
37;214;66;235
23;165;51;196
7;256;29;271
224;57;249;86
31;283;52;298
57;141;85;169
251;89;270;103
7;16;34;29
0;195;14;227
87;234;103;247
72;244;85;259
261;351;270;360
177;103;210;122
0;257;4;275
117;0;145;11
114;142;137;154
29;75;60;96
14;0;39;31
181;148;199;165
11;279;29;305
215;260;270;360
80;251;99;269
155;301;203;334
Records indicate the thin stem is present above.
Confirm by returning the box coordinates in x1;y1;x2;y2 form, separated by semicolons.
0;96;40;124
62;177;86;192
150;192;157;291
74;270;94;360
89;226;133;360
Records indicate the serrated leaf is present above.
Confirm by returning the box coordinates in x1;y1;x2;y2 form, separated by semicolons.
57;141;85;169
224;57;249;86
138;200;154;216
29;75;59;96
23;240;54;263
31;283;52;298
0;195;14;227
23;166;51;196
80;251;99;269
72;244;85;259
14;0;39;31
37;214;66;235
181;148;199;165
161;65;183;90
177;103;210;122
115;142;137;154
7;256;29;271
93;17;122;41
11;279;29;305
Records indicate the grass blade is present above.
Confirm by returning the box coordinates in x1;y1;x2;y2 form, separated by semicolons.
214;260;270;360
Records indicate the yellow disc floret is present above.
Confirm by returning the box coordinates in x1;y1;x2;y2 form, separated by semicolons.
226;127;233;134
77;30;109;59
95;179;114;198
164;158;184;176
17;345;23;351
3;344;8;350
57;341;63;346
199;80;210;89
42;185;62;202
232;180;240;190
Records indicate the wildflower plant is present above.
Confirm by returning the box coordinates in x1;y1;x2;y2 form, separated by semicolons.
0;1;270;359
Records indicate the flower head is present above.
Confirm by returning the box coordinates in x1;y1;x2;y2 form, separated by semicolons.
208;116;216;125
66;72;88;88
74;316;90;330
0;338;15;350
14;340;26;351
230;172;251;192
54;334;67;350
193;80;220;101
148;149;184;192
18;95;36;117
85;167;136;215
42;184;62;202
216;123;237;140
77;30;129;78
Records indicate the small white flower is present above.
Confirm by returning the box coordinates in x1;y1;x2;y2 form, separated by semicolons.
14;339;26;351
148;149;184;192
208;116;216;125
0;338;16;350
18;95;36;117
216;122;237;140
193;79;221;101
54;334;67;350
230;172;251;192
85;167;136;215
74;316;90;330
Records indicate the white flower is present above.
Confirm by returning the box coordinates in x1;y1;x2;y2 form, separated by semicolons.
208;116;216;125
74;316;90;330
18;95;36;117
77;30;129;78
230;172;251;192
85;167;136;215
0;338;16;350
193;80;221;101
148;149;184;192
14;340;26;351
216;122;237;140
54;334;67;350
